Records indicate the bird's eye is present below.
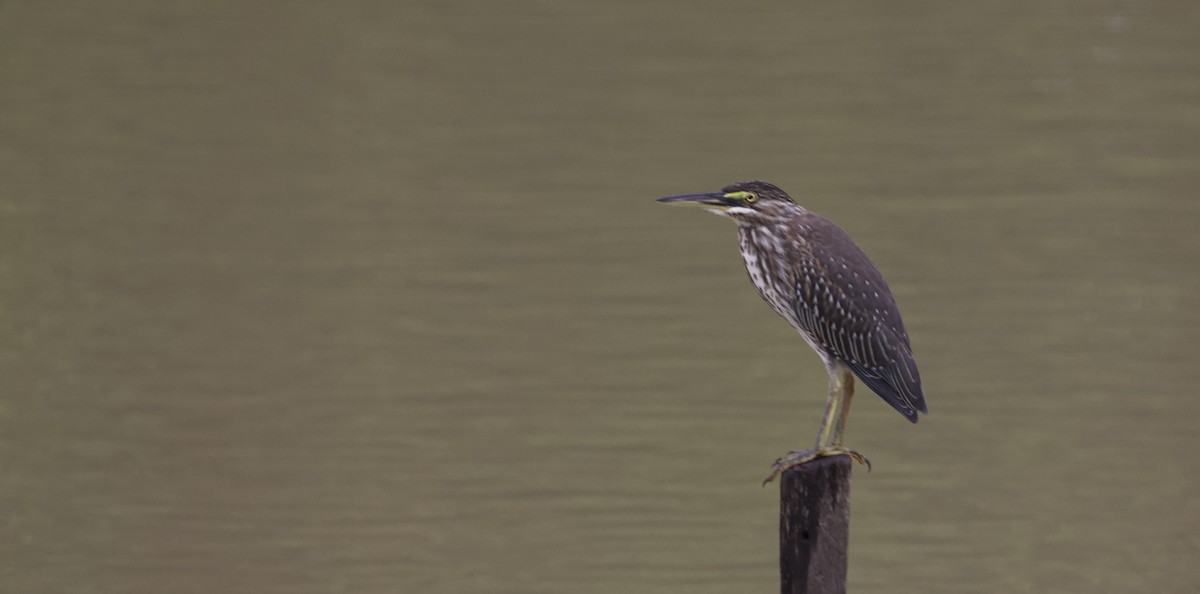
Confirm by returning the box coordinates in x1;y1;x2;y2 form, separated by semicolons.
745;193;758;203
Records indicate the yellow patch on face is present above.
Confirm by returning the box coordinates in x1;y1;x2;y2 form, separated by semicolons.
723;191;757;203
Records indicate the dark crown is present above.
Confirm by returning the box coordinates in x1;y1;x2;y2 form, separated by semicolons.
721;180;794;203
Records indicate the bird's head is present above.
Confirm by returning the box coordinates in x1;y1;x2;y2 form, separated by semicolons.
656;180;798;223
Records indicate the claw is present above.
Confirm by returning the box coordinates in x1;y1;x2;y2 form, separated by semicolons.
845;449;872;472
761;447;871;486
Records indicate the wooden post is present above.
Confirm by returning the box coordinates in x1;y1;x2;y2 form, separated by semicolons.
779;455;852;594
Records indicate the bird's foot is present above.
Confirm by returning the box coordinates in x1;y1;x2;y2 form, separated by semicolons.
761;446;871;486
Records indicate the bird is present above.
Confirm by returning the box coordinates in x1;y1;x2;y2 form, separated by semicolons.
657;180;926;484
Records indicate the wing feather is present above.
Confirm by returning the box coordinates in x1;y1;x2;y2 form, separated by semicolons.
789;214;927;421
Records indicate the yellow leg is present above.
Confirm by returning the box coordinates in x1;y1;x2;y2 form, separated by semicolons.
762;364;870;486
813;371;842;449
831;368;853;447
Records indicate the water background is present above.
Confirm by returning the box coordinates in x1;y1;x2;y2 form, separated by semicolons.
3;2;1199;592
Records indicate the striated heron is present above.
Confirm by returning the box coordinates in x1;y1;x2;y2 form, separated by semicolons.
658;180;926;484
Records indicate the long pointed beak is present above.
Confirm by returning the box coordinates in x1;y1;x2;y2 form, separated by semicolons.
656;192;732;207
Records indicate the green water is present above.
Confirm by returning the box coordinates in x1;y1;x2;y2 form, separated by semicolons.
3;2;1199;593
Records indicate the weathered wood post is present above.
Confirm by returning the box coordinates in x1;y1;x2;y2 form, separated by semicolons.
779;455;852;594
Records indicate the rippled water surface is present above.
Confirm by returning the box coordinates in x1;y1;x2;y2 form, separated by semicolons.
3;2;1199;593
